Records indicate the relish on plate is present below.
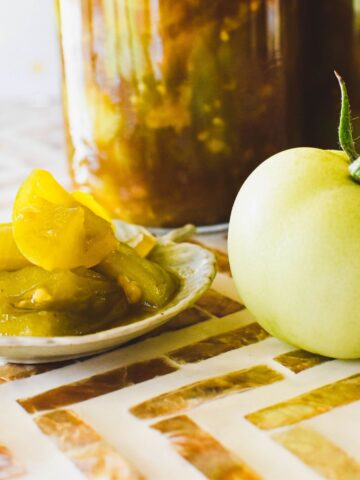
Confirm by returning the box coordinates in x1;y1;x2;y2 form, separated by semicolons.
0;170;177;336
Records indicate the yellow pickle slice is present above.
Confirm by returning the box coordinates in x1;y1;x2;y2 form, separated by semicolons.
13;169;117;270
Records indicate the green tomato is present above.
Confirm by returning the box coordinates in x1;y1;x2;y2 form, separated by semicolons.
228;146;360;359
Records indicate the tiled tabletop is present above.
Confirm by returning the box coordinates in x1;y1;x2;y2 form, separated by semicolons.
0;103;359;480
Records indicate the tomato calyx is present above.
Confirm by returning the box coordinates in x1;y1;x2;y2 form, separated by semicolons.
335;71;360;183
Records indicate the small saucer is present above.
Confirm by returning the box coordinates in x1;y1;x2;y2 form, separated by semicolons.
0;224;216;363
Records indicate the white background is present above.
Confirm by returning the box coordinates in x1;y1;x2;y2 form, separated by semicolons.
0;0;60;101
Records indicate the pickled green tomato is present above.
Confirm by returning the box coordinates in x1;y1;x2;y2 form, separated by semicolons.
13;169;116;270
96;242;177;310
228;75;360;359
0;267;128;336
0;242;177;335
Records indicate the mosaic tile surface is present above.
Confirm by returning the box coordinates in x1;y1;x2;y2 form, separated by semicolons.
167;323;269;364
246;373;360;430
152;416;260;480
19;357;178;414
273;350;331;374
1;103;360;479
273;426;360;480
36;410;143;480
131;365;282;420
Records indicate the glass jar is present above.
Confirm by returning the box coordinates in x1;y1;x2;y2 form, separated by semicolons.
56;0;298;228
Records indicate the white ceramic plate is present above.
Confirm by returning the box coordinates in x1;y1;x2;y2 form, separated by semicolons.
0;224;216;363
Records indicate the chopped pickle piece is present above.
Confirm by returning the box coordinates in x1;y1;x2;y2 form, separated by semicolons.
115;220;157;257
13;169;116;270
0;224;29;271
133;234;157;258
0;266;122;312
0;266;128;336
96;242;177;310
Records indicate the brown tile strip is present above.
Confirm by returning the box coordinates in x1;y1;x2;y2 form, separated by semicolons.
0;444;25;479
274;426;360;480
0;362;73;385
135;307;211;342
18;357;178;414
196;289;244;317
246;372;360;430
131;365;283;420
152;415;260;480
168;323;269;365
36;410;142;479
274;350;331;374
191;240;231;275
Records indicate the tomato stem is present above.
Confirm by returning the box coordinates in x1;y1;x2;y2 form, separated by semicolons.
335;72;360;182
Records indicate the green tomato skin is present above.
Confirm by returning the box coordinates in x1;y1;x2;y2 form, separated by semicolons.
228;147;360;359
